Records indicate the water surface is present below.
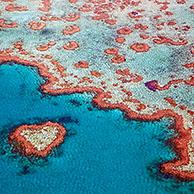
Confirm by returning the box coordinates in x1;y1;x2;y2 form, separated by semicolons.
0;63;193;194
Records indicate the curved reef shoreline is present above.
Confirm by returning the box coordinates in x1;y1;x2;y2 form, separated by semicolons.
0;55;193;180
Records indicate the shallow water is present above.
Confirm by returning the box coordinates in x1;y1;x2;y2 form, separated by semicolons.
0;63;193;194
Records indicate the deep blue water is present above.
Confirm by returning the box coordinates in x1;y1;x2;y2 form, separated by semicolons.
0;63;193;194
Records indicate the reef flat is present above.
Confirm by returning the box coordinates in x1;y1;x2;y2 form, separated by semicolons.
9;121;66;157
0;63;193;194
0;0;193;180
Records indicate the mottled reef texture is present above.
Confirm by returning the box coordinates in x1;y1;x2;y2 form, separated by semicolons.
9;122;66;157
0;0;193;180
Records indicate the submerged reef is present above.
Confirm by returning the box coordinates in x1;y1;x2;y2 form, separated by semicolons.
9;121;66;157
0;0;193;180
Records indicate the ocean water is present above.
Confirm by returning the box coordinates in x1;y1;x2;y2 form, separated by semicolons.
0;63;193;194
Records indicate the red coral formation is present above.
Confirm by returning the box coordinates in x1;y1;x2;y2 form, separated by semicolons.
36;41;56;51
145;77;193;91
28;21;46;30
104;18;117;25
184;76;194;86
153;36;188;46
183;63;194;69
5;3;28;12
74;61;89;68
39;0;51;12
63;41;79;50
111;54;126;64
64;13;80;22
164;97;177;107
0;18;18;28
62;25;80;35
9;121;66;157
115;36;126;44
0;0;193;181
130;43;150;52
0;55;193;180
104;48;119;55
117;26;133;35
69;0;77;3
91;70;102;77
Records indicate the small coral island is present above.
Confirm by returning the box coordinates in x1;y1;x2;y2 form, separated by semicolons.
9;121;66;157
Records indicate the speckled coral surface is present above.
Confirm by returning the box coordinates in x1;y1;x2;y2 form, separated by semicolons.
0;0;194;178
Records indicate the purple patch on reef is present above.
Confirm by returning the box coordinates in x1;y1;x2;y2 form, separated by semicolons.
144;80;158;91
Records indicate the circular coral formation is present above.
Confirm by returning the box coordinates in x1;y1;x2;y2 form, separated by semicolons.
74;61;89;68
111;55;126;64
28;21;46;30
117;27;133;35
130;43;150;52
63;41;79;50
62;25;80;35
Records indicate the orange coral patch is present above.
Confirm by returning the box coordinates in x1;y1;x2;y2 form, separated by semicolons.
62;25;80;35
74;61;89;68
130;43;150;52
63;41;79;50
28;21;46;30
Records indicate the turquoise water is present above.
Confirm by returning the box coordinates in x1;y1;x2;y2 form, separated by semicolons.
0;63;193;194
